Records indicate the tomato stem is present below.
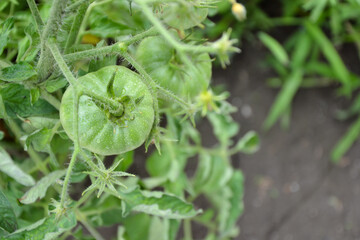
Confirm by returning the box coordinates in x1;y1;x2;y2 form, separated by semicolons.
63;27;158;63
60;150;78;209
64;1;89;53
26;0;44;32
36;0;69;81
40;88;61;110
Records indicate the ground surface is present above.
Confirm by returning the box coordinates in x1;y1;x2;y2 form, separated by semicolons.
213;41;360;240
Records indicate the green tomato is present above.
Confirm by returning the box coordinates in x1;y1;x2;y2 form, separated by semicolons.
60;66;154;155
161;1;208;30
136;36;212;99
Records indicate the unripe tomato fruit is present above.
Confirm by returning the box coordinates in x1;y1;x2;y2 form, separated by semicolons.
60;66;154;155
136;36;212;99
161;1;208;30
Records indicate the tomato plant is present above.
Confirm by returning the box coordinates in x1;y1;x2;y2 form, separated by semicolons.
0;0;257;239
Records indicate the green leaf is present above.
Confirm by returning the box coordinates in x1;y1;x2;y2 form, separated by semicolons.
0;190;17;233
234;131;259;154
0;131;4;140
222;170;244;232
0;17;14;55
0;62;37;82
259;32;289;65
193;154;233;194
21;117;59;134
207;113;239;146
16;24;41;62
263;69;303;130
331;114;360;163
0;84;57;118
0;146;35;187
45;78;67;93
305;21;351;95
119;188;201;219
22;128;53;152
19;170;66;204
3;211;77;240
30;88;40;105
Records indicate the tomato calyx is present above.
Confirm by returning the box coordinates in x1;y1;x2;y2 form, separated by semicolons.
83;69;146;127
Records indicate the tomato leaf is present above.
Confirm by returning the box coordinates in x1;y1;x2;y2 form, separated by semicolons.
19;170;66;204
119;188;201;219
193;154;233;194
220;170;244;234
0;17;14;55
30;88;40;105
22;128;53;152
3;211;77;240
0;62;37;82
0;84;57;118
233;131;259;154
0;190;17;233
0;146;35;187
45;77;68;93
207;113;239;146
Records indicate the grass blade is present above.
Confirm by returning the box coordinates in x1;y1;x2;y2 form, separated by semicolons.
259;32;289;66
305;21;352;96
331;114;360;163
263;69;303;130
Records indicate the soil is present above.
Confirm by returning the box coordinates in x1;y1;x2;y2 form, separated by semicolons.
211;41;360;240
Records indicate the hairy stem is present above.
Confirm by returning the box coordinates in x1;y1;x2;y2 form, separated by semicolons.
26;0;44;32
37;0;69;81
75;187;96;208
184;219;193;240
63;27;158;63
76;210;105;240
64;45;116;63
66;0;96;12
75;0;113;44
40;88;61;110
60;150;78;209
64;1;90;53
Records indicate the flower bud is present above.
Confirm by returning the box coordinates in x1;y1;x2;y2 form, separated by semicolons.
232;2;246;21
